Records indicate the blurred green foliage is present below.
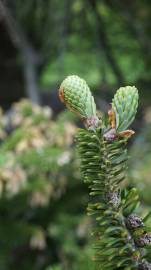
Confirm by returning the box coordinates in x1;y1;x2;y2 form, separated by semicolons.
130;109;151;206
5;0;151;92
0;100;93;270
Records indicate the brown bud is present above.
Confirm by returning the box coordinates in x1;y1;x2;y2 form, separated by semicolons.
126;214;144;230
118;129;135;139
103;128;117;142
138;261;151;270
135;233;151;247
106;191;120;208
83;116;99;130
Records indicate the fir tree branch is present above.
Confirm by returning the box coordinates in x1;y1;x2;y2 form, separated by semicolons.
59;75;151;270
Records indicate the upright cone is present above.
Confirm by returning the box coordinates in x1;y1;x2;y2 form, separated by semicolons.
59;75;99;130
112;86;139;132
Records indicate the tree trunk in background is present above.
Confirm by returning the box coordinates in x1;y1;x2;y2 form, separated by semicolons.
0;0;41;104
87;0;125;85
22;46;41;104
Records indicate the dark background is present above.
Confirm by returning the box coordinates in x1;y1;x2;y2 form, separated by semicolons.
0;1;151;270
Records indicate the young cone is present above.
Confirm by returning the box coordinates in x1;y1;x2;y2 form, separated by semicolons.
59;75;99;130
112;86;139;132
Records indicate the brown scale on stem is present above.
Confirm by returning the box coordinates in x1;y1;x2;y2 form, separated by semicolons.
58;86;65;103
108;107;116;129
104;106;135;141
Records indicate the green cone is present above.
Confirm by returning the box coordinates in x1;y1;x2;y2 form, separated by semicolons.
59;75;99;129
112;86;139;132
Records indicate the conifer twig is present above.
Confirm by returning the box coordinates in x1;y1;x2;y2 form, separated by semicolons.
59;75;151;270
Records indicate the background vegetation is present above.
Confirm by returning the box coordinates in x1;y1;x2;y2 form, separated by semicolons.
0;0;151;269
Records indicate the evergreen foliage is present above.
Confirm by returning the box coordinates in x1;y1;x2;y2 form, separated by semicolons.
59;75;151;270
